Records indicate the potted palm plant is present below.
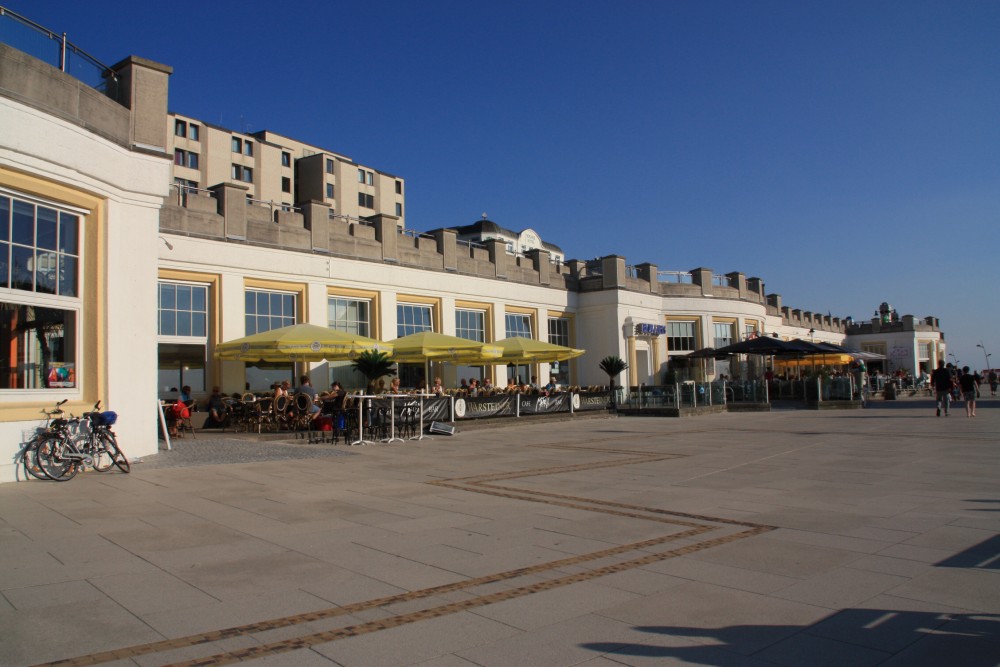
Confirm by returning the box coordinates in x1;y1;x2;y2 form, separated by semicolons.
599;355;628;411
350;350;396;393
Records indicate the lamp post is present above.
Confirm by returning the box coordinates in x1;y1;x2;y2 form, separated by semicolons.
948;352;960;368
977;342;992;371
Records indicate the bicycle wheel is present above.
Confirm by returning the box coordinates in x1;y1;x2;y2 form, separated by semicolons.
22;436;52;481
33;435;80;481
101;431;131;473
88;433;115;472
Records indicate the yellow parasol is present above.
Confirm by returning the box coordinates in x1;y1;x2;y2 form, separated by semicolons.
388;331;502;363
215;323;390;362
493;337;585;363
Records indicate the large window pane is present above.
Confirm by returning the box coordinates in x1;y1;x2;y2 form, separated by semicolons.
505;313;532;338
246;289;295;335
157;343;206;397
11;245;33;291
397;304;433;337
0;196;10;242
455;309;485;342
58;255;77;297
158;282;208;338
12;200;33;245
0;302;77;389
329;297;369;337
35;207;57;250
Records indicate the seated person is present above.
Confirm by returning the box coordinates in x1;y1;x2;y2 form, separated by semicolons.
324;381;347;413
389;377;402;394
202;387;229;428
295;375;321;420
430;377;445;396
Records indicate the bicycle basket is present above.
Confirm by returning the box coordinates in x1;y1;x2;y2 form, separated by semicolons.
95;411;118;426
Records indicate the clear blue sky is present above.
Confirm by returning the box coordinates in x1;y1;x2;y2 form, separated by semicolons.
8;0;1000;369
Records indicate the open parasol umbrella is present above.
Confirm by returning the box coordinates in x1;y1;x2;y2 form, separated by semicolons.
493;337;585;364
389;332;502;388
215;323;390;363
389;331;502;363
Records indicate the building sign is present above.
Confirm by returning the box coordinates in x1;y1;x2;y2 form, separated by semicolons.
635;323;667;336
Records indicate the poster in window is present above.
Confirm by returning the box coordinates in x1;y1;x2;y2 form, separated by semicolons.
47;362;76;388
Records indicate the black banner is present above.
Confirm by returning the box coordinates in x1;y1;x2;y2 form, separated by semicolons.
574;391;611;411
454;395;515;419
518;392;571;415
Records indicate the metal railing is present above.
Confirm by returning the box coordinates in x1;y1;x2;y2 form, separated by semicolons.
330;213;374;227
169;183;216;207
246;197;300;220
0;5;119;97
657;270;693;284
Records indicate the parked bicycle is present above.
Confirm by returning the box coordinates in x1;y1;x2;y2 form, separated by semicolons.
24;400;130;481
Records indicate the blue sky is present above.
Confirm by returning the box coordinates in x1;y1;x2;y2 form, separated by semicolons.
8;0;1000;369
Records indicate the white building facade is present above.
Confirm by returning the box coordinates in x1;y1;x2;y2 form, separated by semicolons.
0;31;944;484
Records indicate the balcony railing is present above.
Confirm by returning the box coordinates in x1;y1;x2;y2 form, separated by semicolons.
657;270;693;284
0;5;119;97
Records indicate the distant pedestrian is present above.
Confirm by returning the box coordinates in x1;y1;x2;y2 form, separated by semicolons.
989;370;998;397
931;361;952;417
958;366;980;417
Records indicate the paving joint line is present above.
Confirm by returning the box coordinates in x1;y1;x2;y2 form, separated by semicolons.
38;443;775;667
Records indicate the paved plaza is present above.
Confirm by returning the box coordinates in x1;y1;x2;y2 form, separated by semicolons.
1;398;998;666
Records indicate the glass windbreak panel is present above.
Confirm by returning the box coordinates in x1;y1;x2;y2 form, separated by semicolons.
0;302;77;389
455;310;485;342
157;343;206;397
505;314;532;338
245;363;294;393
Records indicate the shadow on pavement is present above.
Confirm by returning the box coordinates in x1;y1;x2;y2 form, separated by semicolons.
582;609;1000;666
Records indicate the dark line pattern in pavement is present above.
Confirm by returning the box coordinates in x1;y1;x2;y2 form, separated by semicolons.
39;442;774;667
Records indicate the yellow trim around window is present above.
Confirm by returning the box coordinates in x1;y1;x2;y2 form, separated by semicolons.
0;166;104;421
397;294;442;333
327;287;381;341
244;278;307;323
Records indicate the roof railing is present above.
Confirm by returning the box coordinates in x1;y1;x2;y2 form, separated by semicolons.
0;5;119;97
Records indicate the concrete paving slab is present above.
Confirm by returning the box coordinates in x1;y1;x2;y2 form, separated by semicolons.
1;399;998;665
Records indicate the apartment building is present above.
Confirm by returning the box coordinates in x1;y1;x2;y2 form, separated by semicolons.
168;114;405;226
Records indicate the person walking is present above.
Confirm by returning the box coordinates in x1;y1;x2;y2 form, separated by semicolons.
989;370;998;397
931;361;953;417
958;366;980;417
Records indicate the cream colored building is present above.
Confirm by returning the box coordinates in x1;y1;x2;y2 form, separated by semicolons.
0;20;944;484
168;115;405;228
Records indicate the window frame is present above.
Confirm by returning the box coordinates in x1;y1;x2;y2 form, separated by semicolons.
0;188;86;394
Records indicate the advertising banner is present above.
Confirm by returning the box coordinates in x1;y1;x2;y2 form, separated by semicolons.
454;395;515;420
518;392;570;415
573;391;611;411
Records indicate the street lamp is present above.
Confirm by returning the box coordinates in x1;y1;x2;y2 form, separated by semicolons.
948;352;960;368
977;342;992;371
